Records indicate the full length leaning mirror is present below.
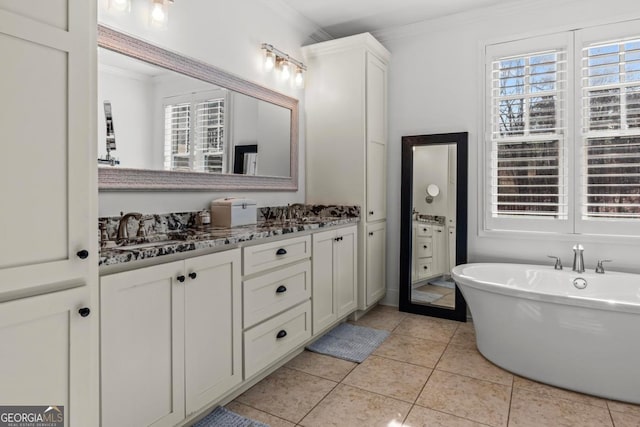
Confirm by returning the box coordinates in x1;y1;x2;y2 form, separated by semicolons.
97;24;298;191
399;132;468;321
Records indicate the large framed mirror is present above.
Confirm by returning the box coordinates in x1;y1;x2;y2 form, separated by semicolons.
97;24;298;191
399;132;468;321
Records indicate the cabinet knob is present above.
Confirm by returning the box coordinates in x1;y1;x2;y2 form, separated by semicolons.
423;266;428;270
276;285;287;294
276;330;287;339
276;248;287;256
188;272;197;280
177;275;186;283
437;230;442;233
78;307;91;317
76;250;89;259
423;245;428;249
368;232;373;236
368;211;374;215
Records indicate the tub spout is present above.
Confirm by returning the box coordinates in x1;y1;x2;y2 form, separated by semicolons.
572;244;585;273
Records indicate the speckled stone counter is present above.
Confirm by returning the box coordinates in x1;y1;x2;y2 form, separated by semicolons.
99;205;359;268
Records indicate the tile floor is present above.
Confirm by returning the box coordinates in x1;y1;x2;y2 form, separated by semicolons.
228;305;640;427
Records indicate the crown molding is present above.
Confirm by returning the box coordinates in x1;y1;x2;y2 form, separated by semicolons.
301;32;391;62
260;0;334;43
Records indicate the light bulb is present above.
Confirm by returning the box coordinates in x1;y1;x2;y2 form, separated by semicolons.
150;0;167;25
281;60;291;81
264;51;275;71
110;0;130;12
294;67;304;87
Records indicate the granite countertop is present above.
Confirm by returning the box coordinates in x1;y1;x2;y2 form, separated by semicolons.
99;216;359;268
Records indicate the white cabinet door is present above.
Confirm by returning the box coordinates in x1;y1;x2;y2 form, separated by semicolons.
100;261;185;427
366;53;387;223
312;229;337;334
0;0;95;296
366;222;386;306
335;226;358;317
184;250;241;416
431;225;446;277
0;286;91;427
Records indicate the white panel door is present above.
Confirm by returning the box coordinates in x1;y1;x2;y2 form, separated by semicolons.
312;229;337;334
366;222;387;306
0;0;95;297
0;286;91;427
366;53;387;223
100;261;185;427
335;226;358;317
184;250;242;416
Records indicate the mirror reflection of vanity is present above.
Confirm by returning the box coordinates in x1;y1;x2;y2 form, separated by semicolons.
97;24;299;191
400;132;468;322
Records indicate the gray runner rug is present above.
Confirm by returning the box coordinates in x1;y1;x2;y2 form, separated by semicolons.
192;406;269;427
306;322;389;363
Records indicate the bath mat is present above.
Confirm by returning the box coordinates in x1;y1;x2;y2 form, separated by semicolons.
428;278;456;289
192;406;269;427
306;322;389;363
411;289;443;304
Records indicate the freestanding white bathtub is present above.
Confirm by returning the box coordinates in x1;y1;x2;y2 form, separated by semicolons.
452;263;640;404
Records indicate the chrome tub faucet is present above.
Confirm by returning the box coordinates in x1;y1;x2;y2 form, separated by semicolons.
572;244;585;273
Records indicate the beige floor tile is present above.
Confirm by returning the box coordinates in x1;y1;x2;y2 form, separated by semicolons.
416;370;511;427
509;388;613;427
431;292;455;308
342;355;432;403
373;333;447;368
350;304;408;332
235;367;336;423
609;401;640;418
225;401;296;427
402;405;488;427
299;383;411;427
449;322;477;349
414;284;452;297
285;350;356;382
393;314;459;343
610;410;640;427
513;375;607;408
436;345;513;386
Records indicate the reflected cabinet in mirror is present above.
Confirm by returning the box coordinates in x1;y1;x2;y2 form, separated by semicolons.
97;25;298;191
399;132;468;322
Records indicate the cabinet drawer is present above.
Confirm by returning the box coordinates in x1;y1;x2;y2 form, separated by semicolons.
243;301;311;378
243;261;311;328
416;224;433;237
243;235;311;276
416;237;433;258
416;259;433;279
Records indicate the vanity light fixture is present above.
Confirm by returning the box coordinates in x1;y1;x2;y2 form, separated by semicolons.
150;0;175;26
261;43;306;88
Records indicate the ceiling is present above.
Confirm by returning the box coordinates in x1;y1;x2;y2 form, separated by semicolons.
280;0;523;38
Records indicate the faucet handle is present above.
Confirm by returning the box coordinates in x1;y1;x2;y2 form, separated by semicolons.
547;255;563;270
595;259;612;274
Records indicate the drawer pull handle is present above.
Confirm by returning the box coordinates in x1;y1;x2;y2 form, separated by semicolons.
276;285;287;294
334;236;343;241
276;248;287;256
76;249;89;259
177;275;186;283
188;272;197;280
423;266;428;270
276;330;287;339
78;307;91;317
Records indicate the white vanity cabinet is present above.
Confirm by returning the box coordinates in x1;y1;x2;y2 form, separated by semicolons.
303;34;390;312
412;222;445;282
100;249;241;427
242;236;312;379
0;1;97;424
312;226;358;334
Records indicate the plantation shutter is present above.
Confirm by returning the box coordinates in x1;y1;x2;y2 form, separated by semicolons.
581;38;640;220
489;49;568;220
164;102;191;171
194;98;225;173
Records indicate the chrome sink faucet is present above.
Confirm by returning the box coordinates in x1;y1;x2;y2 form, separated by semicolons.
572;244;585;273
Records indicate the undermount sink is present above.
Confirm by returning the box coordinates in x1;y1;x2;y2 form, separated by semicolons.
111;240;182;251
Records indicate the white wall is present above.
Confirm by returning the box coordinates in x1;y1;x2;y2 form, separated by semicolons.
412;145;449;217
381;0;640;306
98;0;327;216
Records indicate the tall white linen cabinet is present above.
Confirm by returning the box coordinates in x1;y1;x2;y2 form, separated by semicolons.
0;0;98;425
303;34;390;313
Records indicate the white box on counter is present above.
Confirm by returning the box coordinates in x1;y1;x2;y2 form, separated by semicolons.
210;197;257;227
